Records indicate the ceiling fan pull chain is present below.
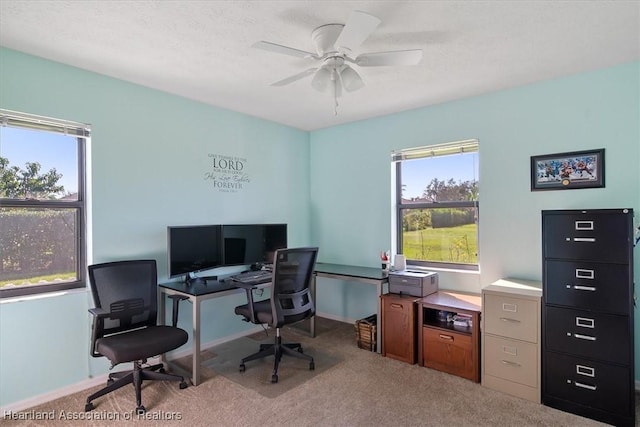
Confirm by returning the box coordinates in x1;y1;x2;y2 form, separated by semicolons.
334;79;339;116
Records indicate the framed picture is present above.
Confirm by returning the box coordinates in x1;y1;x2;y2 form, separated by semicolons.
531;149;605;191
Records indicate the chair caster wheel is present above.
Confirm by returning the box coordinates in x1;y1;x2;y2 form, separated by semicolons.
309;361;315;370
271;374;278;383
179;381;188;389
297;347;304;353
239;364;246;372
85;402;94;412
106;378;114;386
136;406;146;415
158;367;165;373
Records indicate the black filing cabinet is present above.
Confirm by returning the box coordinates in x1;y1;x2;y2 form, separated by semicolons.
542;209;635;426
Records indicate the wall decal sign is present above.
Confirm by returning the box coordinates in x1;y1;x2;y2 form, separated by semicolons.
204;153;250;193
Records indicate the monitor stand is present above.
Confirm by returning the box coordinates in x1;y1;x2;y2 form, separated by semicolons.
185;273;217;285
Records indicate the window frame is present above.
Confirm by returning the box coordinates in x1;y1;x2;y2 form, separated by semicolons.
0;109;88;298
393;140;479;272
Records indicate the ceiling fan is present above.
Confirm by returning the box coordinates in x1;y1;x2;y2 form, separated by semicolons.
253;10;423;114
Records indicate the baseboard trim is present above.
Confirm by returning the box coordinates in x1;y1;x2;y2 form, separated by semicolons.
315;311;356;324
0;325;264;416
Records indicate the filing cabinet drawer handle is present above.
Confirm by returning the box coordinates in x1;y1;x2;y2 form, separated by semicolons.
575;221;594;231
499;317;520;323
438;334;454;341
502;346;517;356
573;237;596;243
576;364;595;377
575;317;595;328
575;269;594;279
574;381;597;391
502;303;517;312
500;359;521;367
390;303;403;309
573;333;596;341
572;285;596;292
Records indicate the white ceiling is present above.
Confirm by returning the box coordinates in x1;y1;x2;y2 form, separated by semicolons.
1;1;639;131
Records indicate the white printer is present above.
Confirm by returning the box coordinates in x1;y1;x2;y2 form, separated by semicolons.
388;270;438;297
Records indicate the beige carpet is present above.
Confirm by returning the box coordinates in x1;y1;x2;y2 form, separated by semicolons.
2;318;636;426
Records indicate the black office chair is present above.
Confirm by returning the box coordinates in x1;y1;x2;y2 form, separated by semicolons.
234;247;318;383
85;260;189;414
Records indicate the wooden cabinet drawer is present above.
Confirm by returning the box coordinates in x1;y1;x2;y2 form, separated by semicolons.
381;294;416;364
484;294;538;342
544;351;632;418
542;211;632;263
544;306;630;364
484;335;537;387
422;326;474;380
544;260;631;313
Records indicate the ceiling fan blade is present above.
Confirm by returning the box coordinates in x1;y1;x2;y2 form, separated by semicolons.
311;68;332;92
252;41;317;59
355;49;423;67
334;10;381;52
271;68;318;87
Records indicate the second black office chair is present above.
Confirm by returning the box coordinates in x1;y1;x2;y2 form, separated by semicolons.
86;260;189;414
234;247;318;383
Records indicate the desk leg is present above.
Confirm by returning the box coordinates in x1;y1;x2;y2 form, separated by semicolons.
192;298;201;386
376;281;383;354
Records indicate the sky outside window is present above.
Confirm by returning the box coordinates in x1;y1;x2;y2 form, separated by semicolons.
401;151;478;200
1;127;78;196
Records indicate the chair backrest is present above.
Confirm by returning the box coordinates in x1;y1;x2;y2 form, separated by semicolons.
88;260;158;337
269;247;318;328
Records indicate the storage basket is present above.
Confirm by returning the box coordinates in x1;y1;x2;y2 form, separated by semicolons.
355;314;377;351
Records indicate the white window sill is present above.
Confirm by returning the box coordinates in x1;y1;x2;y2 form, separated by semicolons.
403;265;480;275
0;287;88;304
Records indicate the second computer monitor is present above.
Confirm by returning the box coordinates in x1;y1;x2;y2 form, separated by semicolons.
222;224;287;267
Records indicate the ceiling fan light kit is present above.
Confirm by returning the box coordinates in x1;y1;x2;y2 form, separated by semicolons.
253;10;424;115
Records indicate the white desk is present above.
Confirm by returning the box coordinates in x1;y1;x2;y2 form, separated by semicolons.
312;263;389;353
158;280;268;386
158;263;389;385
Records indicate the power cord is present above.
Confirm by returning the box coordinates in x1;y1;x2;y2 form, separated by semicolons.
261;324;270;337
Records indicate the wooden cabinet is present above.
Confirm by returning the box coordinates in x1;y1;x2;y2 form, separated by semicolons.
381;293;417;364
417;291;482;382
482;279;542;403
542;209;635;427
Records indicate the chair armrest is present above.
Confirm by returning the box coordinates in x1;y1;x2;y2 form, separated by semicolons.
167;295;189;327
88;307;109;357
88;307;110;318
233;281;259;324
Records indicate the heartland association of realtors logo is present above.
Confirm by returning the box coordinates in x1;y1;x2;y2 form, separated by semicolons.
204;153;250;193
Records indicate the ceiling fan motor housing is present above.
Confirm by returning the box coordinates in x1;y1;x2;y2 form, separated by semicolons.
311;24;345;56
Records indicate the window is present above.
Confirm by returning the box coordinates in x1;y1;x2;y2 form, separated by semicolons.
393;139;479;271
0;109;89;298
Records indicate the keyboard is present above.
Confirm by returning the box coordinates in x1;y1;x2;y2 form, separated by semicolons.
230;270;272;285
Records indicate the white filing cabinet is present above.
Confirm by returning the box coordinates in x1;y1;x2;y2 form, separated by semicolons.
482;278;542;403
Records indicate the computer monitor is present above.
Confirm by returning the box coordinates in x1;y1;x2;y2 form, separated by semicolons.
222;224;287;268
167;225;223;283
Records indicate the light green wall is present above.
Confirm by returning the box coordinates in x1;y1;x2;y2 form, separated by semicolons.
1;45;638;408
310;61;640;375
0;47;310;406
